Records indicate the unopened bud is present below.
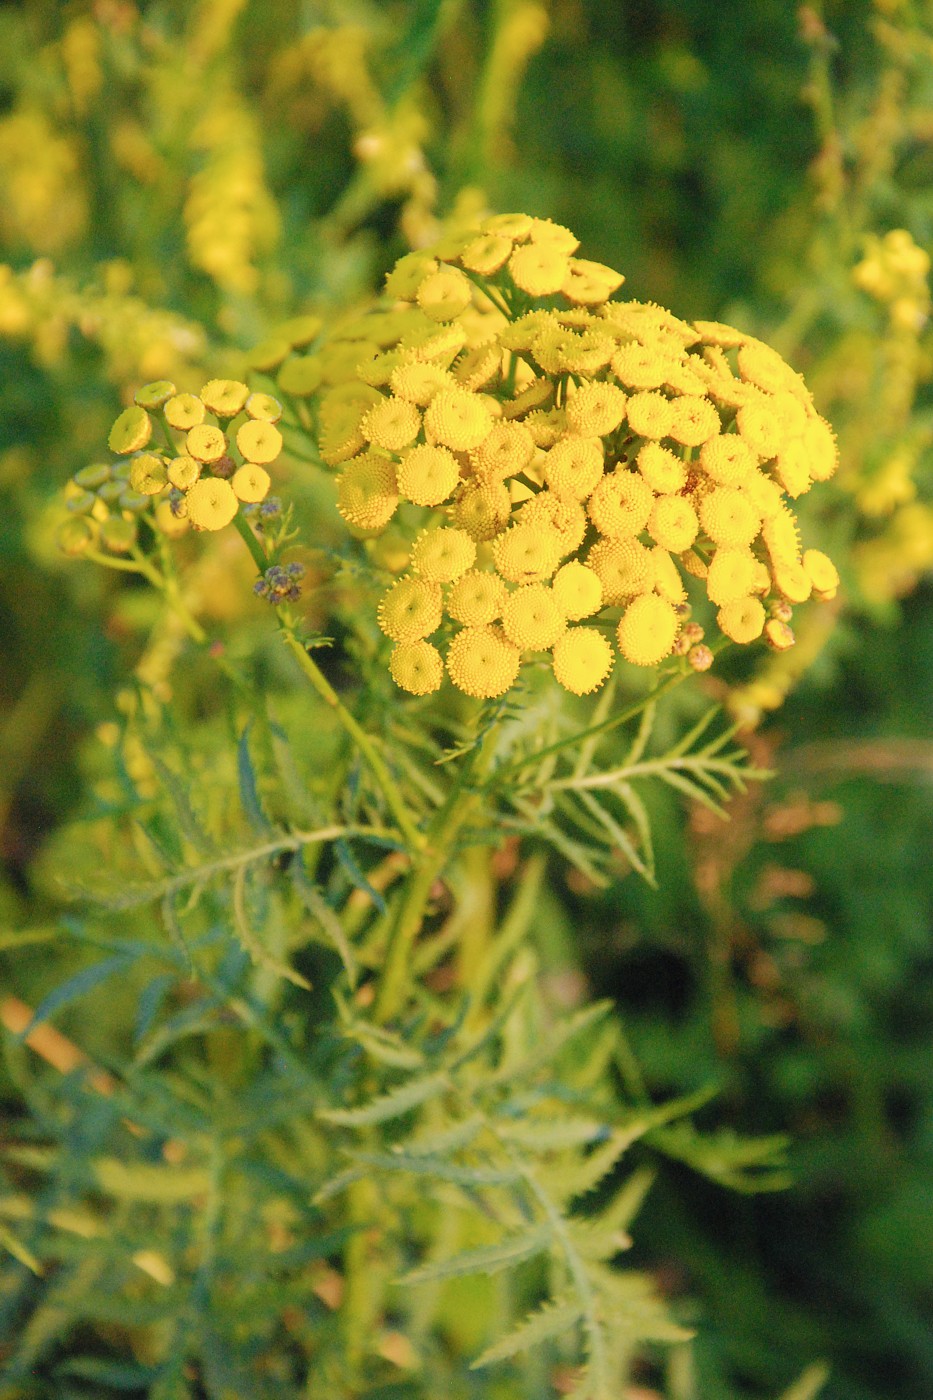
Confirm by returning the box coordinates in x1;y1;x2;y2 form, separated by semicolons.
688;644;714;672
764;618;795;651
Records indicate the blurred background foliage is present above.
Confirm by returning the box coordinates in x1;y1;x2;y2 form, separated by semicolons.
0;1;931;1397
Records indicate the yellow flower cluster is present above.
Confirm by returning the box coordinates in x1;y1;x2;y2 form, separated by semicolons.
60;378;281;556
853;228;931;332
306;214;839;699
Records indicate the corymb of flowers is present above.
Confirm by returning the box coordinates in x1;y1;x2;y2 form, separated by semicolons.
303;214;839;698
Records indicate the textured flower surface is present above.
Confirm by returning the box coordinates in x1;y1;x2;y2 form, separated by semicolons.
296;215;838;695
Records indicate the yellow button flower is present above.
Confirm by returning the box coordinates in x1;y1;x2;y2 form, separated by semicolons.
648;495;699;553
449;474;509;539
128;452;167;495
508;242;571;296
186;477;239;531
134;381;176;412
626;390;675;440
588;470;653;539
706;547;758;605
667;395;720;447
390;360;455;406
699;434;757;486
446;626;521;698
186;424;228;464
361;395;422;452
637;441;687;493
377;576;443;642
447;569;507;626
552;627;613;694
424;387;493;451
245;392;284;423
460;233;512;275
389;640;444;695
552;560;603;620
565;381;627;437
471;421;535;480
167;456;201;490
416;265;473;322
232;464;271;503
108;405;152;454
492;521;561;582
587;536;653;604
336;452;399;530
411;526;476;583
699;487;761;549
396;443;460;506
502;583;567;650
200;379;250;418
717;595;766;643
237;420;283;465
543;435;604;501
617;594;679;666
803;548;840;600
164;394;205;431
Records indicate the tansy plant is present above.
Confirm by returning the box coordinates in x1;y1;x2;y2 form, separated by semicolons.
37;215;840;1398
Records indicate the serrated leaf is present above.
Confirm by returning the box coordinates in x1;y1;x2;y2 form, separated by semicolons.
55;1358;156;1390
399;1225;550;1285
312;1165;367;1205
335;838;387;915
490;1000;614;1085
145;748;216;856
293;859;357;985
318;1071;448;1127
401;1113;486;1158
345;1150;519;1187
496;1116;607;1152
15;953;132;1040
232;864;311;990
237;722;275;836
471;1295;583;1369
542;1129;639;1204
134;972;176;1047
575;789;655;887
565;1216;631;1263
649;1121;791;1192
339;1017;424;1070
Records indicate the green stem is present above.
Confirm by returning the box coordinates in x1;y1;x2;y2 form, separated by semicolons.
278;623;424;854
232;507;423;850
374;726;495;1023
84;548;163;586
232;510;269;573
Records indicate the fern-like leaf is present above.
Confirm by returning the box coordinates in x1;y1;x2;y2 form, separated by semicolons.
317;1071;449;1127
399;1224;550;1285
470;1295;583;1369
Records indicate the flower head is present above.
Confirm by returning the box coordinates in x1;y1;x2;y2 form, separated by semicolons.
294;212;838;700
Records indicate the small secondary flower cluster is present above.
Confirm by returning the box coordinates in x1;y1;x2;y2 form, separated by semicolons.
61;377;284;556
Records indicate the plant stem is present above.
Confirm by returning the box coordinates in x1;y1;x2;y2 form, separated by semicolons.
232;510;269;573
230;510;423;852
374;726;495;1023
278;623;424;854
